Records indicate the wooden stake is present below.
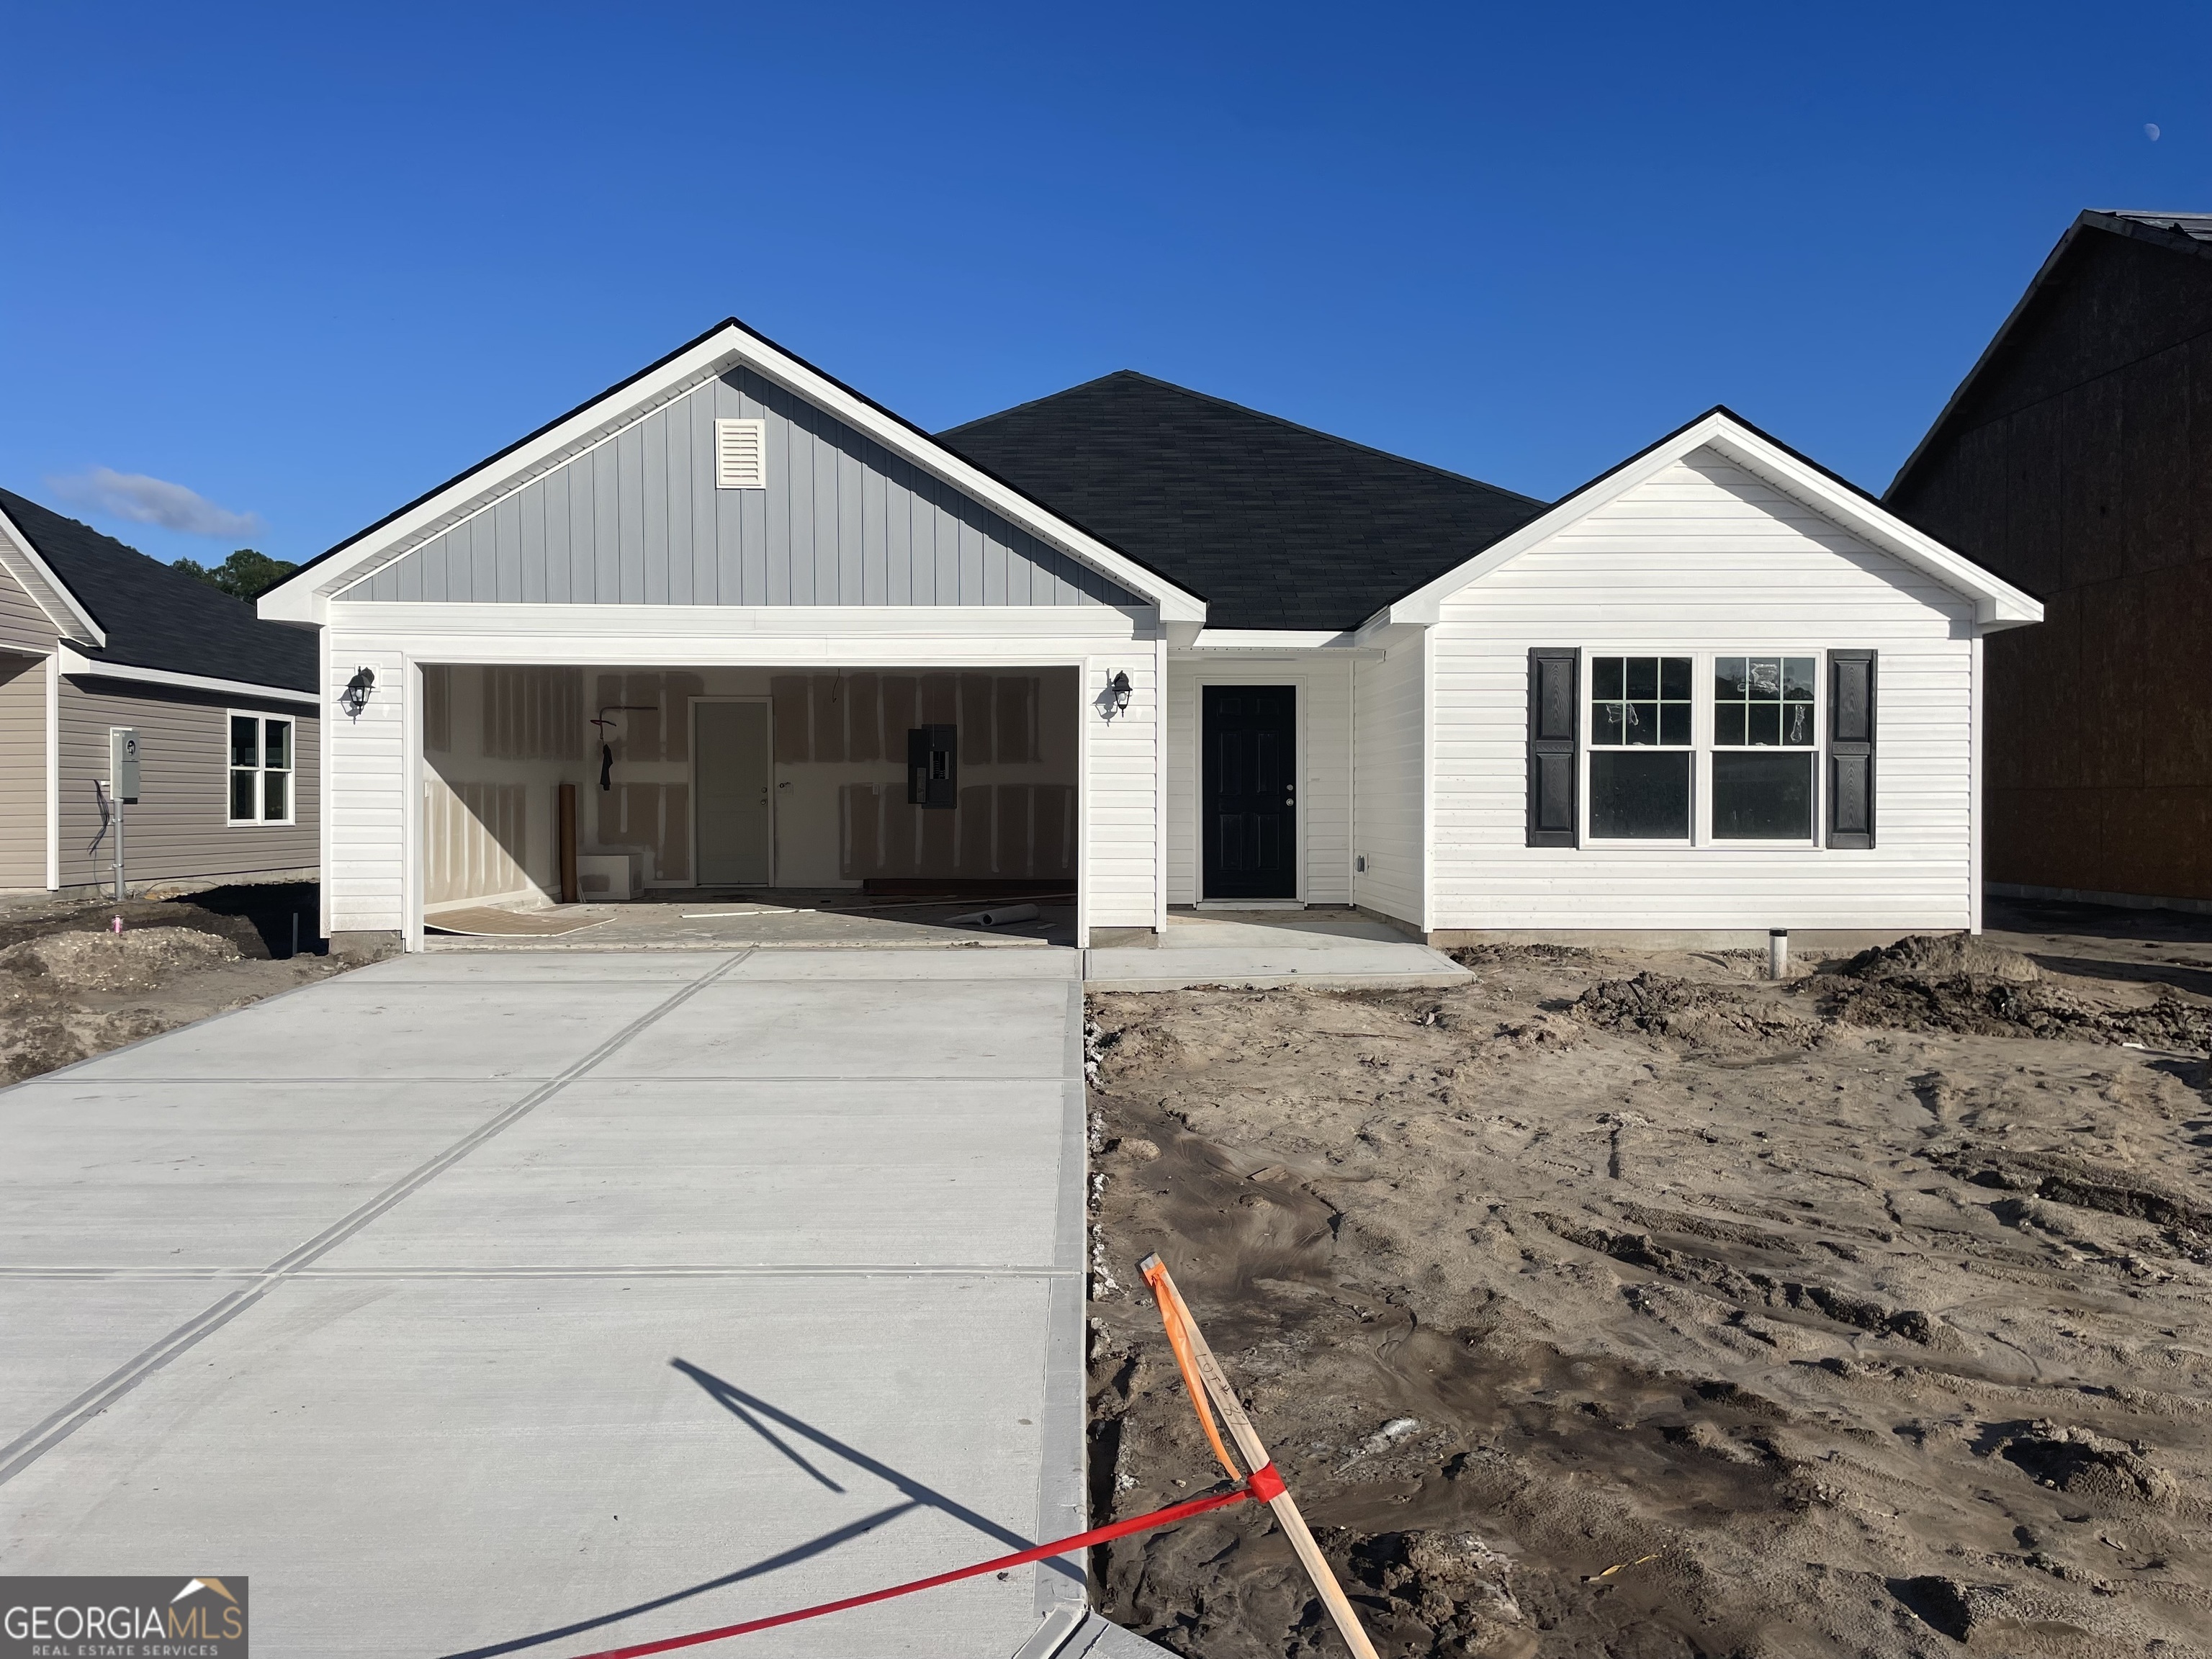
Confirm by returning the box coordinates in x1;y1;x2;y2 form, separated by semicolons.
1139;1254;1382;1659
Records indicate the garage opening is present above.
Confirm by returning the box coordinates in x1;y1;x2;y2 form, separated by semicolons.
418;665;1079;935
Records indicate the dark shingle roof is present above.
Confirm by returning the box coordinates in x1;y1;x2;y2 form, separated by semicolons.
0;488;317;693
939;372;1546;631
2103;210;2212;242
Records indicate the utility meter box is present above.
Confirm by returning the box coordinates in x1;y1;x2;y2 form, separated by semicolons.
907;724;957;809
109;727;140;804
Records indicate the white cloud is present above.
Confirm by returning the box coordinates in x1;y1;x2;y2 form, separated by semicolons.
47;467;264;539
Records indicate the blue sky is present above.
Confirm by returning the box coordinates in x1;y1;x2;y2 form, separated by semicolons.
3;1;2206;568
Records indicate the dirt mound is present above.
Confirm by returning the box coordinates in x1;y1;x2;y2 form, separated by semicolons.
1572;971;1818;1047
1333;1528;1526;1654
1841;931;2041;984
1988;1420;2187;1511
1810;969;2212;1048
0;927;240;994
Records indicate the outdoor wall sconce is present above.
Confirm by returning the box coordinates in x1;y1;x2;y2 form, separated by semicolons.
1109;670;1132;716
340;667;377;719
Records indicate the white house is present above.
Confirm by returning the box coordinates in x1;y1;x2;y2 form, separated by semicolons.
259;320;2041;952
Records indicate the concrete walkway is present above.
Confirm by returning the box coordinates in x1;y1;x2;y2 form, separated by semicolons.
1085;909;1471;992
0;949;1113;1658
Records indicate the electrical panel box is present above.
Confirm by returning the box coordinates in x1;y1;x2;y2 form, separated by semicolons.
109;727;140;804
907;724;957;809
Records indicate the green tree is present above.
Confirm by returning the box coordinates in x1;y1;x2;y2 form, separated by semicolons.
172;548;300;602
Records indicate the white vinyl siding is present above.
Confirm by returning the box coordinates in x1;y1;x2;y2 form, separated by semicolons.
1166;657;1352;906
0;654;48;887
57;680;320;888
1430;451;1976;932
1351;632;1426;927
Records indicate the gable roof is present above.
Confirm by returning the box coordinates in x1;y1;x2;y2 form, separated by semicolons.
1888;209;2212;498
938;372;1547;632
260;319;1206;624
1378;407;2041;632
0;488;318;692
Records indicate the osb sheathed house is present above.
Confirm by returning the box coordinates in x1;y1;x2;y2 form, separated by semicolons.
1889;209;2212;912
0;489;319;894
258;319;2037;950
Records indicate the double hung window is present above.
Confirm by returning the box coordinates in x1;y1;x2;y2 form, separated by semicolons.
229;714;295;824
1588;655;1693;839
1582;652;1821;843
1711;656;1816;840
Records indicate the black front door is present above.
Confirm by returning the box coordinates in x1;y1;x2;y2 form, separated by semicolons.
1202;684;1296;900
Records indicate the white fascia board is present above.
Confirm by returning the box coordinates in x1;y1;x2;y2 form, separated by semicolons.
58;645;320;706
1187;629;1352;649
1385;412;2044;632
262;323;1206;625
0;505;104;646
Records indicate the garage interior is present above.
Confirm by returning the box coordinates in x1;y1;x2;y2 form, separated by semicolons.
419;665;1079;926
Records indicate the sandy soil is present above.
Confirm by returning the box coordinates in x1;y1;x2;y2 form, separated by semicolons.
1084;932;2212;1658
0;884;361;1083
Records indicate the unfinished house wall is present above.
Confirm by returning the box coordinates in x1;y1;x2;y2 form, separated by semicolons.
425;662;1084;896
588;665;1078;889
0;654;48;888
421;665;590;908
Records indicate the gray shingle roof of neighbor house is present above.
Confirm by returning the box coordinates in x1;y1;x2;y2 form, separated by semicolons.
0;487;318;693
939;371;1550;631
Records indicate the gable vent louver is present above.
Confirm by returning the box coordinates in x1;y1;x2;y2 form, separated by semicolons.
714;418;768;490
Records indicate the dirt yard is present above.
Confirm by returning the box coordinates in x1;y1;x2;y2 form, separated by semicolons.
1084;922;2212;1658
0;882;360;1083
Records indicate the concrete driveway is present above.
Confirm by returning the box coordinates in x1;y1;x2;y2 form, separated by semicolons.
0;948;1106;1658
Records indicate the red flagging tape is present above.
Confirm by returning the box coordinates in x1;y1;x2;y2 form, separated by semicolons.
570;1481;1261;1659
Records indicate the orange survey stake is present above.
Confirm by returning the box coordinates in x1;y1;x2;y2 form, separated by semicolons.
1138;1252;1384;1659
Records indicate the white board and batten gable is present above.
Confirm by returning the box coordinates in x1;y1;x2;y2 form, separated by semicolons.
264;320;1205;943
1350;411;2042;938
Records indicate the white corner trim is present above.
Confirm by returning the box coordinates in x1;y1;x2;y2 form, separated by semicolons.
44;651;59;890
0;504;106;647
262;321;1208;625
1382;412;2045;632
58;646;321;707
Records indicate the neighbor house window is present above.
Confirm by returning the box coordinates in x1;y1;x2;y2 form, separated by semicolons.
1711;656;1817;840
1588;655;1693;839
228;714;294;824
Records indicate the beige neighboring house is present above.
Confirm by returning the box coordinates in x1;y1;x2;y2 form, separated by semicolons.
0;487;319;896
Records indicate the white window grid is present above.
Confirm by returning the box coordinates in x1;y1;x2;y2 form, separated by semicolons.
227;711;296;826
1578;649;1827;847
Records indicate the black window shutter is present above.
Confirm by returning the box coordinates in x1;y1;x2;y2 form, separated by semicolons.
1827;650;1876;849
1527;648;1578;847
